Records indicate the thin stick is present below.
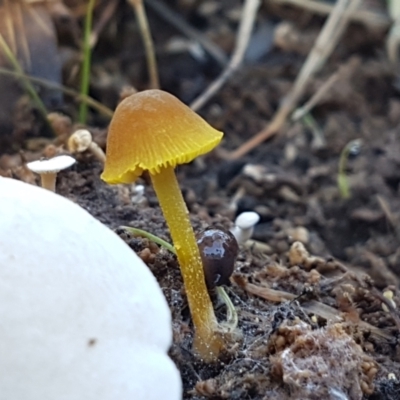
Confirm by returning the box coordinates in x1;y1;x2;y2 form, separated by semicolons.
271;0;389;30
227;0;361;160
3;0;17;56
79;0;96;124
128;0;159;89
190;0;260;111
292;71;340;121
240;281;394;341
376;195;400;240
90;0;119;48
145;0;228;67
386;0;400;64
0;68;114;118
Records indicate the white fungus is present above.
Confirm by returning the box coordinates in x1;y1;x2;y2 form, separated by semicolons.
0;177;181;400
26;155;76;191
131;184;147;205
68;129;106;163
230;211;260;245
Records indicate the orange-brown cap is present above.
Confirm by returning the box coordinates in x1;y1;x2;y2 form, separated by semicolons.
101;90;223;184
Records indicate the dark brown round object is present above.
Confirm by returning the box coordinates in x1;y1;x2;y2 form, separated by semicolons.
196;228;239;290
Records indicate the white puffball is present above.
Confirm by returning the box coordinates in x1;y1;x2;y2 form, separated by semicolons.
0;177;181;400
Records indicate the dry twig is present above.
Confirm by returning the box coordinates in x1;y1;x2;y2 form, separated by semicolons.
235;278;394;342
145;0;228;67
386;0;400;64
0;67;113;117
376;194;400;241
226;0;362;160
190;0;260;112
90;0;118;48
292;71;340;121
271;0;390;30
128;0;159;89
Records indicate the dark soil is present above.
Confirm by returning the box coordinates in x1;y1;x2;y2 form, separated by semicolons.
1;1;400;399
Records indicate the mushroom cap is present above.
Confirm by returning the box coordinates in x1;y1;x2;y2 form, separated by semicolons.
68;129;92;153
0;177;181;400
235;211;260;230
101;90;223;184
26;155;76;174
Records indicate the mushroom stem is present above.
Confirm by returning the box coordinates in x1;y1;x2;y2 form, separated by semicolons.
89;142;106;163
40;172;57;192
151;166;223;361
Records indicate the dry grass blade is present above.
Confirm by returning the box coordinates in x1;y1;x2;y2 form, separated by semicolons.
128;0;159;89
0;67;113;118
146;0;228;67
376;194;400;241
1;0;30;67
2;0;18;57
271;0;390;30
386;0;400;64
237;279;394;342
291;71;339;121
190;0;261;112
241;281;296;302
303;300;394;341
1;0;55;67
226;0;362;160
90;0;118;48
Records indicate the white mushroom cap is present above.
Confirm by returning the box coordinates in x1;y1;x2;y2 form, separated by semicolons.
134;184;145;195
0;177;181;400
26;155;76;174
235;211;260;230
68;129;106;164
68;129;93;152
230;211;260;245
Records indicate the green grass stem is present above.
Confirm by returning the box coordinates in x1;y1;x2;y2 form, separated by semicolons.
0;68;113;118
121;225;238;330
120;226;176;254
79;0;96;124
338;139;362;199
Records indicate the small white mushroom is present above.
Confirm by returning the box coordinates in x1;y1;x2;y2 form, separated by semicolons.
131;184;147;205
230;211;260;245
26;155;76;192
388;372;397;380
68;129;106;163
0;177;181;400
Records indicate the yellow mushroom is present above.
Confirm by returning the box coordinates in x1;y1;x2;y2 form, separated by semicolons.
101;89;224;361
